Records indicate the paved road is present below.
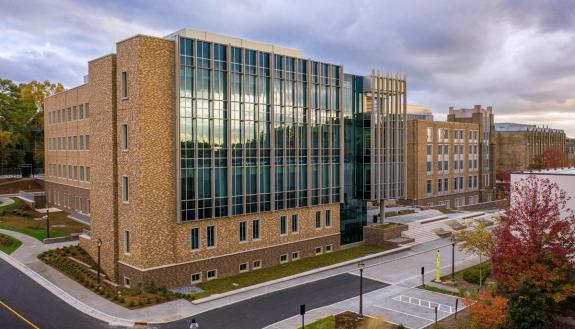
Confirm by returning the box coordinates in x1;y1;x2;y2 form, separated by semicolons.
1;254;385;329
0;257;112;329
157;273;387;329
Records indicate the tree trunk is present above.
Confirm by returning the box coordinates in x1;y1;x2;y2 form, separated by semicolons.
479;253;483;289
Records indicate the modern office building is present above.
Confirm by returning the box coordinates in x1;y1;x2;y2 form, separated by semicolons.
447;105;497;203
404;117;483;208
495;123;566;172
44;28;406;287
341;73;407;243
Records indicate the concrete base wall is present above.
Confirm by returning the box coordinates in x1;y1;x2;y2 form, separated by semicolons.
117;234;340;288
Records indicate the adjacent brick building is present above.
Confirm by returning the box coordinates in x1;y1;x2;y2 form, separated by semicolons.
495;123;567;173
44;28;406;288
404;119;483;208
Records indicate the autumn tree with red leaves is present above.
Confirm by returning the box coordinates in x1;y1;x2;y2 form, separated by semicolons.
491;175;575;302
464;290;509;329
530;147;566;170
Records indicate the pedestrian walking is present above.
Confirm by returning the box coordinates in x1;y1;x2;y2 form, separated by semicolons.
189;318;199;329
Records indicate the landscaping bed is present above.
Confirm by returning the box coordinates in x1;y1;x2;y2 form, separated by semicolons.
0;179;43;194
0;233;22;254
0;197;86;240
39;245;191;309
300;311;401;329
440;262;492;293
193;245;388;299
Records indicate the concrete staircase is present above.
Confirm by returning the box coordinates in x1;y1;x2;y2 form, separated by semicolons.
401;212;492;246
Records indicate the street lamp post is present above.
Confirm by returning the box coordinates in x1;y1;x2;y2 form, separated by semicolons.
44;207;50;239
96;239;102;289
451;235;456;281
358;260;365;319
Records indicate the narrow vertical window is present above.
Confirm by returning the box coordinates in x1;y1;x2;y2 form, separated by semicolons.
280;216;287;235
252;220;260;240
191;228;199;250
325;209;331;227
124;230;131;254
207;226;215;247
122;176;129;202
315;211;321;229
121;124;128;150
239;221;247;242
122;71;128;98
291;214;298;233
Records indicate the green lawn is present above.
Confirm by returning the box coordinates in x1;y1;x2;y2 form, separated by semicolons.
0;233;22;254
299;315;335;329
0;197;22;215
373;222;402;229
193;245;388;299
0;225;65;241
417;284;463;297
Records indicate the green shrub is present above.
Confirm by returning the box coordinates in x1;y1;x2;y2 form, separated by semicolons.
128;301;135;307
143;281;158;293
462;265;491;285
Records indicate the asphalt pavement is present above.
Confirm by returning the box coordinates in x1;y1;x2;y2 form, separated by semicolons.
156;273;387;329
0;257;112;329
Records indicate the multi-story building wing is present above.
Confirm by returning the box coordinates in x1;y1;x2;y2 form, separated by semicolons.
447;105;496;203
44;28;405;288
404;119;482;208
495;122;567;172
341;73;407;244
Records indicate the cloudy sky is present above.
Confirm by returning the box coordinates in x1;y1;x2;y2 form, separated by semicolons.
1;0;574;136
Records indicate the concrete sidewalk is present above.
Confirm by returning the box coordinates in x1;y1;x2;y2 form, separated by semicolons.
0;228;414;325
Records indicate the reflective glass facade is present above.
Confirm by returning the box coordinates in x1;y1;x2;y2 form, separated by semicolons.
178;37;343;221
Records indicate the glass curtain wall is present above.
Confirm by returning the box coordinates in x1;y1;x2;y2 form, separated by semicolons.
178;36;341;222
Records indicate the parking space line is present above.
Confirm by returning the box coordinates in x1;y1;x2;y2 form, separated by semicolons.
372;305;434;323
393;295;453;314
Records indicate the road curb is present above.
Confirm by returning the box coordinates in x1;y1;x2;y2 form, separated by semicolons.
0;250;136;327
193;245;412;304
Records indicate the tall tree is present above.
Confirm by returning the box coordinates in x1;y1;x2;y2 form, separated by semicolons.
508;280;551;329
455;222;493;288
491;175;575;302
0;78;64;169
530;147;566;170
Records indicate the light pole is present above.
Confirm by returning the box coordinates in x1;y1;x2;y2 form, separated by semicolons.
44;207;50;239
96;239;102;289
358;260;365;319
451;235;456;281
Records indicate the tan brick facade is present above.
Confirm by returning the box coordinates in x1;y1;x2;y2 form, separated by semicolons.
404;120;483;208
46;34;343;288
496;129;567;172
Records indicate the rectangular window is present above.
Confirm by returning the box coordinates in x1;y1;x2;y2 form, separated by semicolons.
252;220;260;240
426;180;432;194
253;260;262;269
191;228;200;250
426;161;432;172
326;244;333;253
207;270;217;280
121;71;128;98
438;179;443;192
280;216;287;235
325;210;331;227
315;211;321;229
239;221;247;242
123;277;131;288
427;144;432;155
315;246;323;255
444;178;449;192
124;230;131;254
85;135;90;150
291;214;298;233
292;251;300;260
122;176;129;203
121;124;128;150
280;254;288;264
207;225;215;247
85;103;89;118
191;273;202;283
239;263;248;272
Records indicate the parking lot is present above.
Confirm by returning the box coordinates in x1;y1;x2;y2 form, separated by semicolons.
362;286;464;328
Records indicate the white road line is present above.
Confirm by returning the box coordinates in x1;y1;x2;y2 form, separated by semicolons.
372;305;434;325
393;295;453;314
